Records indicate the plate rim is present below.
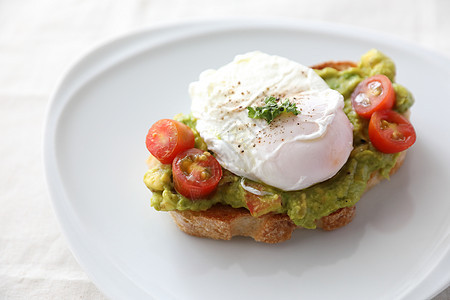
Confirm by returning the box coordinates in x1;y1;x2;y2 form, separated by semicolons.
43;17;450;300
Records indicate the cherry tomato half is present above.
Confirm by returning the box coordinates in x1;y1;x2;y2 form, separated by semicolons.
369;110;416;154
146;119;195;164
172;148;222;200
351;74;396;119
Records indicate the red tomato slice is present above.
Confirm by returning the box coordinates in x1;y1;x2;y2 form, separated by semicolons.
146;119;195;164
369;110;416;154
172;148;222;200
351;74;396;118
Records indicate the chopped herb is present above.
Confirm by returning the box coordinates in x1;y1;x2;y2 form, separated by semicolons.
247;96;300;124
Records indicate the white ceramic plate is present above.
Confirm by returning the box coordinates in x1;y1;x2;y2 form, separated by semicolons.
44;19;450;300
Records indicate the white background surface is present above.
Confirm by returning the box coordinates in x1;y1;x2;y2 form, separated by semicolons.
1;0;449;299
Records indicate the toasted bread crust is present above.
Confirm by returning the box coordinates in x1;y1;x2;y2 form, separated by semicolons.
162;61;409;243
170;205;296;243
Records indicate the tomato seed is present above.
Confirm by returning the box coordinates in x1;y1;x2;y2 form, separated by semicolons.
391;130;405;141
368;81;382;96
354;93;371;107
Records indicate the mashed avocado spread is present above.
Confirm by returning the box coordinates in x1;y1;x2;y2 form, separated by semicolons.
144;49;414;229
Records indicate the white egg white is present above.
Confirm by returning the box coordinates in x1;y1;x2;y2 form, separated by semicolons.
189;51;353;191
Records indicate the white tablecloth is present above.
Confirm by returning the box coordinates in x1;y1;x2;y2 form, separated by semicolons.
1;0;449;299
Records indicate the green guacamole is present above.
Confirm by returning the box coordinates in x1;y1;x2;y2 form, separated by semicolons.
144;49;414;229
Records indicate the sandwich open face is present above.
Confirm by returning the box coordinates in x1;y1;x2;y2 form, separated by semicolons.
144;49;416;243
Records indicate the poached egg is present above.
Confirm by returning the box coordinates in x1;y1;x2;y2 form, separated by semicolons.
189;51;353;191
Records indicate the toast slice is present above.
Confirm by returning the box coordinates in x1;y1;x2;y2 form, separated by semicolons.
162;60;408;243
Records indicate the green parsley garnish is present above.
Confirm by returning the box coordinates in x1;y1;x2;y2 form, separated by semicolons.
247;96;300;124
